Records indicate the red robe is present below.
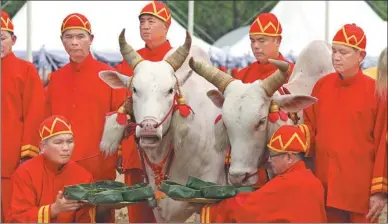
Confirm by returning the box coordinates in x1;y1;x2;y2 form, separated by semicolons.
115;41;172;223
45;54;126;181
234;53;295;187
1;52;45;221
200;161;327;223
302;70;387;214
8;155;95;223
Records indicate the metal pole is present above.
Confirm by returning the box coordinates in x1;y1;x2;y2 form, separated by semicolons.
324;1;329;42
27;1;33;62
188;0;194;34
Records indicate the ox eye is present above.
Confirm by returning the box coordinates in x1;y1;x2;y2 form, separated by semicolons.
168;88;174;94
132;87;137;94
258;117;267;125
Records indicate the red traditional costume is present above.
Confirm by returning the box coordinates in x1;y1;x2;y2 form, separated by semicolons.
114;2;172;222
233;13;294;188
8;115;95;223
301;24;387;222
45;13;126;182
1;11;45;222
200;125;327;223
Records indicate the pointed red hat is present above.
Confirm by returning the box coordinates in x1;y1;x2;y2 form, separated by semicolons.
267;125;309;153
61;13;92;34
249;13;282;37
1;11;14;32
139;1;172;26
332;23;366;51
39;115;73;141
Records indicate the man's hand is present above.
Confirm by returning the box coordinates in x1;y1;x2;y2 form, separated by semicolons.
366;192;387;222
19;156;32;165
116;156;123;174
50;191;83;219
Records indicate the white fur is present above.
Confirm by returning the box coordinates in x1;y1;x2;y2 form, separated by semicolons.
99;113;130;156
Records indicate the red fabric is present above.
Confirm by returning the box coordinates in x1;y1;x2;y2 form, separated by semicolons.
39;115;73;141
332;23;366;51
303;70;387;213
139;1;171;26
1;52;45;178
124;169;156;223
115;40;172;171
235;53;294;83
326;207;373;223
61;13;91;34
8;155;94;223
249;13;282;36
267;125;309;153
201;161;327;223
1;11;14;32
45;53;127;181
1;178;12;222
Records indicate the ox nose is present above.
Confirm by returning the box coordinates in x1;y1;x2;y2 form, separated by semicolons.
139;119;158;133
228;172;258;186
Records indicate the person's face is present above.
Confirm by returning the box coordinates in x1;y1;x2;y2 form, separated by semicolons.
250;34;280;63
268;151;294;175
61;29;93;61
1;30;16;58
332;43;366;74
41;134;74;165
139;14;168;44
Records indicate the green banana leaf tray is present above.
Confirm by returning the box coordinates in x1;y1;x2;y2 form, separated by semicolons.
161;176;256;204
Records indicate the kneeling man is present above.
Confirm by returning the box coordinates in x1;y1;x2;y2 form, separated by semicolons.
8;115;96;223
200;125;327;223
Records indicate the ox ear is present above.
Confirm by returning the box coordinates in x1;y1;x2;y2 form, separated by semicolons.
207;90;224;108
99;70;132;89
272;95;317;113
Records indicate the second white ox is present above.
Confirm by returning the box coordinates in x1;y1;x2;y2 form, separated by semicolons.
98;29;228;222
189;40;335;186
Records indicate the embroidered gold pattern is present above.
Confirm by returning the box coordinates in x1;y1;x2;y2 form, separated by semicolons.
268;132;308;152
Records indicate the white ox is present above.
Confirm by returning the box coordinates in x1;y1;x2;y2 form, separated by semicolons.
189;40;335;185
98;29;228;222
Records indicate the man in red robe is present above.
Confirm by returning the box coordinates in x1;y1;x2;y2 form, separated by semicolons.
45;13;126;222
301;23;387;223
233;13;295;188
45;13;126;181
1;11;45;222
8;115;96;223
114;2;173;222
200;125;327;223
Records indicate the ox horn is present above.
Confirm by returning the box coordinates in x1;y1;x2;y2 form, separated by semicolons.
189;57;235;94
262;59;290;97
165;31;192;72
119;28;144;69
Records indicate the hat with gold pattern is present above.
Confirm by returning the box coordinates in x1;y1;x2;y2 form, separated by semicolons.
332;23;366;51
40;115;73;141
61;13;92;34
249;13;282;36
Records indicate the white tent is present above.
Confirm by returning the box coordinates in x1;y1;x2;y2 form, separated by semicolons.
12;1;215;55
222;1;387;59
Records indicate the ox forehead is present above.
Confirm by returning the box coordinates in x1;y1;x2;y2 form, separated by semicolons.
131;61;177;91
221;81;271;128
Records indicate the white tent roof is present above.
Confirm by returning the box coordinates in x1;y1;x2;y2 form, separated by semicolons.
224;1;387;58
12;1;215;54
